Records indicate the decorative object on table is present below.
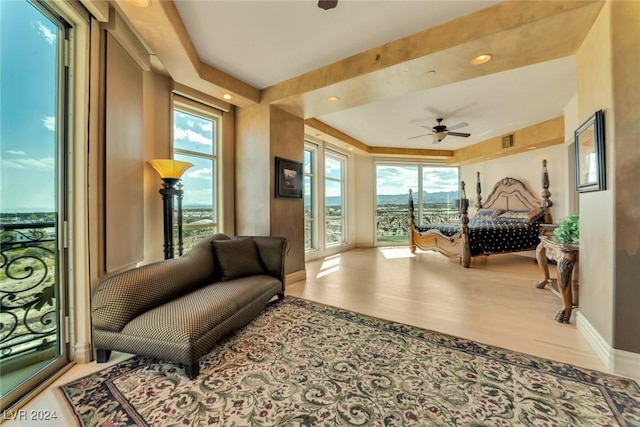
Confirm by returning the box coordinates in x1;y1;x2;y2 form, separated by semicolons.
60;297;640;427
553;214;579;245
575;109;605;192
275;156;303;199
148;159;193;259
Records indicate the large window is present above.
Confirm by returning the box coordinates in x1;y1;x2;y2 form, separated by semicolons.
1;0;72;410
325;152;346;246
304;147;317;250
376;163;459;244
172;101;220;254
304;142;348;253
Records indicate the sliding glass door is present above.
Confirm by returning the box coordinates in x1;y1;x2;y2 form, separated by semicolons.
375;163;459;245
1;0;70;411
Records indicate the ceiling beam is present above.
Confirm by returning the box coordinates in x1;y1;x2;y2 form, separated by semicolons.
112;0;260;108
263;1;604;118
449;117;565;165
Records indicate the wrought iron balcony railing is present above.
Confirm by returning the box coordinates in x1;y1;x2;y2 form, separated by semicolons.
0;223;58;360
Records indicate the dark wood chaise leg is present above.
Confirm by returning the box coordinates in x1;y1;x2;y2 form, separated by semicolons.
277;293;285;300
96;349;111;363
184;362;200;379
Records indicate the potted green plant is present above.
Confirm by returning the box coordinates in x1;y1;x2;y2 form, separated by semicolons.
553;214;579;245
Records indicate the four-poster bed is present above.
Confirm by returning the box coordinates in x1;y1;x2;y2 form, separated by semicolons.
409;160;553;268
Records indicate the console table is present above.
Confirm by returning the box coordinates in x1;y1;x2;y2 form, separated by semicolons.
535;236;579;323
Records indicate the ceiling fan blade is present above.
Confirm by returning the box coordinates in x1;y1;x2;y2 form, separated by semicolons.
408;134;430;140
446;122;469;131
447;131;471;138
318;0;338;10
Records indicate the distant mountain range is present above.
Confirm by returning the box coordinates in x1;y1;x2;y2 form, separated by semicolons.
313;190;459;206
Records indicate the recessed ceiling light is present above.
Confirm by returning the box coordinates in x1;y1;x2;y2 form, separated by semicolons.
326;96;340;103
223;93;232;100
472;54;493;65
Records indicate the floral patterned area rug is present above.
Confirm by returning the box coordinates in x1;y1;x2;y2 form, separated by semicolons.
60;297;640;426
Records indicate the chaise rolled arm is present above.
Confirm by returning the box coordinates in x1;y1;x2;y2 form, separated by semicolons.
91;236;219;333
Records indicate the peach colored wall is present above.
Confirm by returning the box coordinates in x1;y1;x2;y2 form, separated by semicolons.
610;1;640;354
141;71;172;265
576;1;615;345
270;106;305;274
460;145;567;221
235;103;271;236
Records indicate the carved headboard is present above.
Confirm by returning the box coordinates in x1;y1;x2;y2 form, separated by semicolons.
476;160;553;223
482;178;543;211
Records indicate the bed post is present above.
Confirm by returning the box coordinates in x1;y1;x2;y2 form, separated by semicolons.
541;159;553;223
408;189;416;253
474;171;483;209
460;181;471;268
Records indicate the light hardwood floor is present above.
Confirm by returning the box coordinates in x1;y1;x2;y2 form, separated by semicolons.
1;247;618;426
288;247;604;372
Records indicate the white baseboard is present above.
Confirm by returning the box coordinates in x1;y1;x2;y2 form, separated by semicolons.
576;311;640;378
73;341;93;363
286;269;306;286
614;349;640;379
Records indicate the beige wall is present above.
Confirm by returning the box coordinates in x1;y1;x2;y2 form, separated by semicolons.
270;106;305;274
610;1;640;354
460;145;567;222
576;1;615;346
576;0;640;357
354;155;375;247
142;71;172;264
236;103;271;236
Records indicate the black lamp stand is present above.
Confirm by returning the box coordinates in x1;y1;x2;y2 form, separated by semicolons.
159;178;185;259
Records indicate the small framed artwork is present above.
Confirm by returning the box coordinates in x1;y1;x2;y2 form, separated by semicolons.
575;109;605;192
275;157;303;199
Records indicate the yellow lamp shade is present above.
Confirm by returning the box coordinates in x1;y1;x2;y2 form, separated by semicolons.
148;159;194;179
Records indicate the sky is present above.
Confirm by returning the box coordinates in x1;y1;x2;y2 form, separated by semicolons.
1;0;58;213
376;165;459;196
173;110;215;209
0;1;458;213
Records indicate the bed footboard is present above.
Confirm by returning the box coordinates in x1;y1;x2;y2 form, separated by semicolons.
408;183;471;267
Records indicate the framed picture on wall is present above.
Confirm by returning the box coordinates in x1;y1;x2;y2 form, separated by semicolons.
575;109;605;192
275;157;303;199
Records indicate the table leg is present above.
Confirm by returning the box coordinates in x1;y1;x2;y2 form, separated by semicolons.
554;255;576;323
535;242;549;289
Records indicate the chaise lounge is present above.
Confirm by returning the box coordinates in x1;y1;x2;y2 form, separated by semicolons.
90;233;287;378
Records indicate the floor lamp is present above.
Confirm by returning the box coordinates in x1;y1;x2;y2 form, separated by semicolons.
148;159;193;259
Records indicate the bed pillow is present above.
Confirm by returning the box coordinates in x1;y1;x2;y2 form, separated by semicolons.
475;208;505;218
497;209;544;222
211;237;266;281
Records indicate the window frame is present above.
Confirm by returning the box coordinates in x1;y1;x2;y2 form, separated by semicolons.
171;97;222;252
304;143;318;251
324;149;347;247
374;161;459;246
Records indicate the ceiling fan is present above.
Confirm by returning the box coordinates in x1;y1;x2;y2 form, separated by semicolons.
409;118;471;143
